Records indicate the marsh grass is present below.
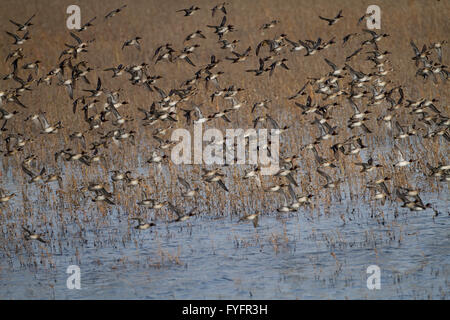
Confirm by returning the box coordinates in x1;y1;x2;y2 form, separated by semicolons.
0;0;448;298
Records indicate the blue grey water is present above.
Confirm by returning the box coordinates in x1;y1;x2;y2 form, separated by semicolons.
0;170;448;299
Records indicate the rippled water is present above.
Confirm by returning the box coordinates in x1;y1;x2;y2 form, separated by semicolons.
1;184;448;299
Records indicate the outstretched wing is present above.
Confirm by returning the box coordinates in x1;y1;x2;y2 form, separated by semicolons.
70;32;82;45
219;15;226;28
167;201;183;217
177;176;191;190
216;179;229;192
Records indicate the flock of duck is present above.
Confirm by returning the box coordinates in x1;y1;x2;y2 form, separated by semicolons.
0;3;448;242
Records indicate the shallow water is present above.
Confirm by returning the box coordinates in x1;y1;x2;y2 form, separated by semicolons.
0;183;448;299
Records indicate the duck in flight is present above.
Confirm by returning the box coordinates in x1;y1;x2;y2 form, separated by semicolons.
6;31;30;45
211;2;228;16
22;227;47;243
238;212;261;228
77;16;96;32
319;10;343;26
131;217;156;230
122;37;142;51
167;202;198;222
105;5;127;19
9;14;36;31
177;5;201;16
